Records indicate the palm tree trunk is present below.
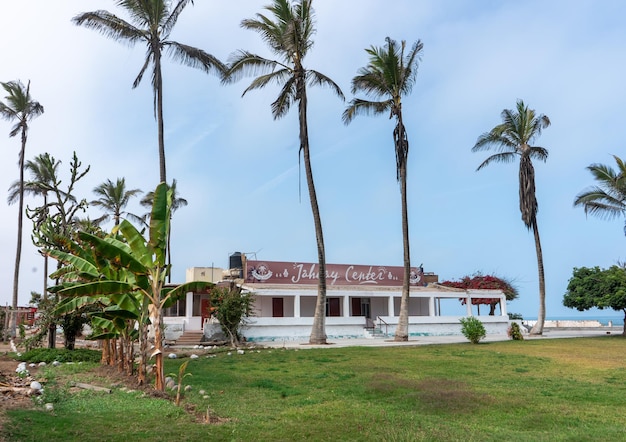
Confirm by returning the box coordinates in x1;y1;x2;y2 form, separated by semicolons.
155;48;167;184
529;219;546;335
395;162;411;341
10;131;27;340
394;114;411;342
297;82;327;345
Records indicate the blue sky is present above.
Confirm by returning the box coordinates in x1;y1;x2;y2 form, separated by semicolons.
0;0;624;319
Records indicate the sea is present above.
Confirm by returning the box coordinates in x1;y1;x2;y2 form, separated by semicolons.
526;315;624;326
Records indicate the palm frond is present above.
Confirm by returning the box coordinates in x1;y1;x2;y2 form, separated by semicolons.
72;10;144;46
162;0;194;38
307;70;344;101
475;152;518;171
242;68;293;97
271;76;297;119
342;98;391;124
224;51;286;84
164;41;227;76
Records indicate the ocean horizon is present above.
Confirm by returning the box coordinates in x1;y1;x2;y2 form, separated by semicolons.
525;315;624;326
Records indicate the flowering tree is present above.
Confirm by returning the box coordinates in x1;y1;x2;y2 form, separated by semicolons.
440;273;519;315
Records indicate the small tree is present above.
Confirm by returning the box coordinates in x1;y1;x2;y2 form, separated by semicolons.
440;273;519;315
459;316;486;344
210;283;254;347
563;265;626;336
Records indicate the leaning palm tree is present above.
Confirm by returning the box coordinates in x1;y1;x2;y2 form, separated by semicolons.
91;178;143;227
140;178;187;282
0;80;44;340
574;155;626;235
224;0;344;345
72;0;227;183
472;100;550;335
343;37;423;342
8;153;63;301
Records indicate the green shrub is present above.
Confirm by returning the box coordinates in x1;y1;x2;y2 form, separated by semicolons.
20;348;101;364
507;322;524;341
459;316;486;344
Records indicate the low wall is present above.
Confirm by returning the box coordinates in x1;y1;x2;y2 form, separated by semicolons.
239;316;511;342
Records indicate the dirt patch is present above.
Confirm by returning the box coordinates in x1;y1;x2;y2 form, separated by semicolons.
0;350;42;437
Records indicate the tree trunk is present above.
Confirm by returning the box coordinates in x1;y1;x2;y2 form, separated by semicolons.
155;47;166;184
395;117;411;342
101;338;110;365
529;219;546;335
10;130;27;339
153;307;165;391
298;80;327;345
137;321;148;385
395;162;411;341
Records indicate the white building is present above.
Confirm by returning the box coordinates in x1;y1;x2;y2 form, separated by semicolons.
164;255;510;343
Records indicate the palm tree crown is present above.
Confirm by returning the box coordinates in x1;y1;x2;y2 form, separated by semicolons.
574;155;626;234
8;153;61;205
73;0;227;183
225;0;344;118
0;80;44;141
472;99;550;228
91;178;143;226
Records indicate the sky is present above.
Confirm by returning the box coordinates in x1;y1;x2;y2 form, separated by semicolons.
0;0;624;320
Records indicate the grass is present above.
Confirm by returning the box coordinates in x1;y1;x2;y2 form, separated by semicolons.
3;336;626;441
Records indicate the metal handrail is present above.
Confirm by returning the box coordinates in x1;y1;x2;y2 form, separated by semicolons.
376;316;389;337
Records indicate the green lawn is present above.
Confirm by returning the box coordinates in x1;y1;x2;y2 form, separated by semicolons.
3;337;626;441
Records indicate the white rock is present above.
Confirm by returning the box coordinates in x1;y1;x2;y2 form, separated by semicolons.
30;381;42;391
237;349;245;355
38;362;47;367
203;395;210;400
198;389;206;395
45;403;54;411
29;363;36;368
168;353;177;359
184;385;192;392
190;354;199;359
227;352;232;356
164;377;173;384
52;361;61;367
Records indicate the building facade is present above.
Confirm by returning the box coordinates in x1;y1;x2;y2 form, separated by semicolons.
164;255;510;342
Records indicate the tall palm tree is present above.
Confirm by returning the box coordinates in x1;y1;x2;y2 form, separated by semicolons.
574;155;626;235
472;100;550;335
0;80;44;339
141;178;187;282
224;0;344;345
343;37;423;342
91;178;143;227
73;0;227;183
8;153;63;301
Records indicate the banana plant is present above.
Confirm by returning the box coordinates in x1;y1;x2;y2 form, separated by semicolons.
48;183;213;390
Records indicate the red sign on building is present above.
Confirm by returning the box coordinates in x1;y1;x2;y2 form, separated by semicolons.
245;260;425;287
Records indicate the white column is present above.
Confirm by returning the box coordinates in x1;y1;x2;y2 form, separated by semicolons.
465;296;472;316
185;292;194;331
388;296;395;317
343;295;350;317
499;296;507;317
294;294;301;318
429;297;435;316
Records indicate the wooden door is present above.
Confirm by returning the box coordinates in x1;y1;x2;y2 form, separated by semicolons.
327;298;340;317
272;298;284;317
